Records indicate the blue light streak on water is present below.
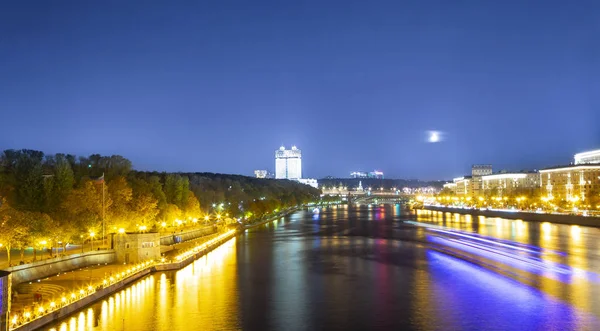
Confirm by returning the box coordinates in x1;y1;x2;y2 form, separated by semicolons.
427;235;574;283
426;250;600;330
405;220;567;256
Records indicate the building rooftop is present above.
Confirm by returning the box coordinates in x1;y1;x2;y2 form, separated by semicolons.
539;163;600;172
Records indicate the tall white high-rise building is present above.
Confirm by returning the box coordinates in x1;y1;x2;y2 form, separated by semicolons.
275;145;302;179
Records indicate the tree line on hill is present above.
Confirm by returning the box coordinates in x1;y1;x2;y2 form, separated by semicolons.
0;149;320;264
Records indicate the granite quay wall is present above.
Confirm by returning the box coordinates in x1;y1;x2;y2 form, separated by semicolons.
423;206;600;227
159;226;216;246
5;251;115;285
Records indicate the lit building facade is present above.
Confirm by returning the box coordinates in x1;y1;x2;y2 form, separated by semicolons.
369;171;384;179
539;165;600;202
443;182;457;193
539;148;600;202
275;146;302;179
470;164;492;196
574;149;600;165
481;172;540;196
454;176;472;195
254;170;267;178
350;171;368;178
0;271;10;331
297;178;319;189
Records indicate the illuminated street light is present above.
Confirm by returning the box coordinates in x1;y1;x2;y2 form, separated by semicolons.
90;232;95;251
118;228;125;234
139;225;147;232
161;222;167;228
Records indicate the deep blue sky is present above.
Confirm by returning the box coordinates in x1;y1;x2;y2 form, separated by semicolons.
1;1;599;180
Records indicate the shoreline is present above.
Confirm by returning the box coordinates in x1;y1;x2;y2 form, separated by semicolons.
10;229;239;331
422;205;600;227
244;207;300;230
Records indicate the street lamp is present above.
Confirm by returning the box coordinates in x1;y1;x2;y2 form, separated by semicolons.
90;232;95;251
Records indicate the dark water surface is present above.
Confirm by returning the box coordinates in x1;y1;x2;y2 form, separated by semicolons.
46;205;600;331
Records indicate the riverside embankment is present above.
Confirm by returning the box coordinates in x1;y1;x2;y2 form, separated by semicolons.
423;205;600;227
9;229;239;331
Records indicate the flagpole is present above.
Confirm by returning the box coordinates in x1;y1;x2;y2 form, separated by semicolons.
102;172;105;248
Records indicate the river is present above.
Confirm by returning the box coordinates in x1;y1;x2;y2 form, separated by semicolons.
45;205;600;330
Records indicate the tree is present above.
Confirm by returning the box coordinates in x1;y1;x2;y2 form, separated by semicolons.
107;176;133;230
182;194;201;220
62;180;112;234
11;149;46;211
162;204;182;225
0;199;29;265
128;194;159;230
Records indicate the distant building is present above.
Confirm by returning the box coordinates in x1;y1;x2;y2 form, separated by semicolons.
574;149;600;165
297;178;318;189
443;182;457;193
471;164;493;196
350;171;368;178
481;172;540;196
368;171;384;179
275;146;302;179
471;164;493;176
540;149;600;202
453;176;472;195
254;170;267;178
0;270;10;331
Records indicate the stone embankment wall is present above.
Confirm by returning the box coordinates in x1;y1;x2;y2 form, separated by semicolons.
5;251;115;285
423;206;600;227
159;226;216;246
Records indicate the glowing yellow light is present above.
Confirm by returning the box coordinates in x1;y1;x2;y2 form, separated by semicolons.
89;232;95;238
118;228;125;234
71;293;76;299
79;289;85;295
61;297;67;303
40;240;47;245
38;306;44;313
88;285;93;291
161;222;167;228
11;316;17;324
139;225;147;231
50;301;56;308
24;312;31;319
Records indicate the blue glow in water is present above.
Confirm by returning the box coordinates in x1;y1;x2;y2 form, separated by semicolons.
427;250;600;330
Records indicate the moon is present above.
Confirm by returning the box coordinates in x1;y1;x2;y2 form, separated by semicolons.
426;130;443;143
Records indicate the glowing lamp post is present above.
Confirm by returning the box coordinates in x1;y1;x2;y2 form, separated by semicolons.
90;232;95;251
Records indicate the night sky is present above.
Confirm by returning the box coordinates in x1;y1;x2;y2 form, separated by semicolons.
1;1;599;180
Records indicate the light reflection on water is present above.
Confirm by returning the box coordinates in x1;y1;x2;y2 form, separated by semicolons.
47;207;600;330
47;238;238;331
